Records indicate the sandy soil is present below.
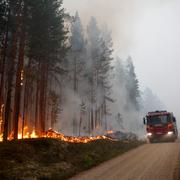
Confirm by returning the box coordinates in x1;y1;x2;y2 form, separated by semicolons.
70;140;180;180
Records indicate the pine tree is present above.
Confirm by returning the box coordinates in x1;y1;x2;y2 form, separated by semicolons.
3;0;22;141
125;56;140;110
68;11;86;135
26;0;68;134
0;0;9;133
13;0;26;139
1;0;68;140
97;24;113;131
87;18;113;132
87;17;101;132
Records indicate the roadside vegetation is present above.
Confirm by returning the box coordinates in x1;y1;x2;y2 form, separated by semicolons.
0;138;144;179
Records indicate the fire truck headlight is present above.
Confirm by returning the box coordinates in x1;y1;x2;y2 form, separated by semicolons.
147;132;152;136
167;131;173;135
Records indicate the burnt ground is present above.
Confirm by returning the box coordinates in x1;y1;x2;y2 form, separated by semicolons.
0;138;143;180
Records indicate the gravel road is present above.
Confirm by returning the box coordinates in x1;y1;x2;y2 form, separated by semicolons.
70;141;180;180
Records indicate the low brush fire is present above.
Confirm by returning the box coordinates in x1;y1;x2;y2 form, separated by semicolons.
45;129;111;143
0;128;112;143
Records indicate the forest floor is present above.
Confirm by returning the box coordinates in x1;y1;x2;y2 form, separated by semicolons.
0;138;144;180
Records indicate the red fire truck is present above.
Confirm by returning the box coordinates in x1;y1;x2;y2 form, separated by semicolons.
143;111;178;143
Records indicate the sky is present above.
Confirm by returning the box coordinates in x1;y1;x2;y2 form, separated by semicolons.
63;0;180;123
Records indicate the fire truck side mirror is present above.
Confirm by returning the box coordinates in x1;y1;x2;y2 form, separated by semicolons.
143;117;146;125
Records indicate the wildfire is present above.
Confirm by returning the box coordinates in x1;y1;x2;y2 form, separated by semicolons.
44;129;110;143
0;128;112;143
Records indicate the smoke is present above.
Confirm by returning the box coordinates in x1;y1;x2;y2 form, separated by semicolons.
58;88;79;135
108;58;144;137
62;0;178;136
63;0;137;57
62;0;144;136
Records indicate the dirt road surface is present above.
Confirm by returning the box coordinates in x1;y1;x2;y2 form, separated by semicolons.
70;141;180;180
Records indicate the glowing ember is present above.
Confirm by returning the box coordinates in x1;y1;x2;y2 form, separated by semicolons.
0;128;112;143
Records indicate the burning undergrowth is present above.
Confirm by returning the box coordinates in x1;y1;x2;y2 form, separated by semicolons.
0;128;112;143
0;138;144;180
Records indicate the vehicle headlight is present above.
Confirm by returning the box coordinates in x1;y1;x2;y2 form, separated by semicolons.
167;131;173;135
147;132;152;136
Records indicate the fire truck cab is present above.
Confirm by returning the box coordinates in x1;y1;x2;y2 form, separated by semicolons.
143;111;178;143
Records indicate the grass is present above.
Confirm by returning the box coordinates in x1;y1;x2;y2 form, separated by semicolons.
0;138;144;180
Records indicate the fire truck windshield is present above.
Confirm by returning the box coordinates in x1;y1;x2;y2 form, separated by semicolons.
147;115;171;125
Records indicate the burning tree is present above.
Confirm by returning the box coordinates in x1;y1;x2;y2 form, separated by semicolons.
0;0;68;141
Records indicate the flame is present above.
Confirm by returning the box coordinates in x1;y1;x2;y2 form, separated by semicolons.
0;133;2;141
43;129;110;143
31;129;38;138
106;130;114;134
0;128;112;143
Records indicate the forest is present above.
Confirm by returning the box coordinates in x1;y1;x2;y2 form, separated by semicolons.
0;0;164;141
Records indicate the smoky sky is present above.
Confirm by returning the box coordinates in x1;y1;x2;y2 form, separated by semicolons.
63;0;180;125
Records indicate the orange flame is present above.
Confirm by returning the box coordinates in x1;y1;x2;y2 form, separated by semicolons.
106;130;114;134
0;128;111;143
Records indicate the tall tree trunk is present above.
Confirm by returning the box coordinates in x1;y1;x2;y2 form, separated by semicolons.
90;77;94;133
39;63;48;133
73;57;78;135
3;30;18;141
104;98;107;131
35;62;40;134
35;83;39;133
0;6;10;134
13;31;25;139
22;59;32;138
13;2;26;139
3;0;22;140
